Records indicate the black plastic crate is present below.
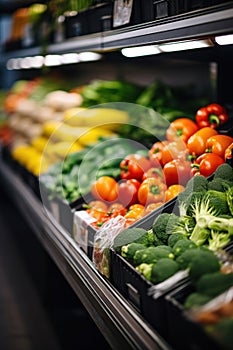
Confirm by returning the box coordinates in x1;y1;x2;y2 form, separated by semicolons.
165;283;222;350
110;248;188;336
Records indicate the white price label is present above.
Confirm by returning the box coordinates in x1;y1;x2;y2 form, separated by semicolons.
113;0;133;28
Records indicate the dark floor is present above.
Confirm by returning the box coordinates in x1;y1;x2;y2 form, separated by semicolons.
0;185;112;350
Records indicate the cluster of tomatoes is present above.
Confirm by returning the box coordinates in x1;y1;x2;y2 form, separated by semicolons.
85;103;233;229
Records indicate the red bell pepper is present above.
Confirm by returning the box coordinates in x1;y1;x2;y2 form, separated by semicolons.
195;103;228;129
191;153;225;177
120;154;151;181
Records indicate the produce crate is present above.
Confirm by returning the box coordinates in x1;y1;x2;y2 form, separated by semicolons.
109;197;184;335
86;194;180;260
164;282;223;350
110;248;188;336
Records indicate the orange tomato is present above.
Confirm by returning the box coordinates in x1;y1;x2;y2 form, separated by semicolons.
165;184;185;202
187;127;218;156
91;176;118;202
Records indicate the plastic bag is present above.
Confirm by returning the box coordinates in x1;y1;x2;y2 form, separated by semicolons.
92;215;126;278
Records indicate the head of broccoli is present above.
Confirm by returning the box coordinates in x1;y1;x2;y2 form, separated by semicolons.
152;213;180;245
213;163;233;182
183;292;212;310
121;243;146;263
113;228;150;253
172;239;197;257
168;233;187;248
196;271;233;298
136;258;179;284
188;249;221;281
133;246;174;266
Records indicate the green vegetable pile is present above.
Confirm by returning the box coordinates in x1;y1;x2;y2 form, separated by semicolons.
113;163;233;287
40;137;139;202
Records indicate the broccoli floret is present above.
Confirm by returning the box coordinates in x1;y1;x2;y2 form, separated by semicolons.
121;243;146;263
188;249;221;281
153;235;165;247
137;258;179;284
196;272;233;298
168;233;187;248
146;229;156;246
176;247;211;270
183;292;212;310
211;318;233;350
133;246;174;266
213;163;233;182
226;185;233;216
208;178;233;192
179;191;207;217
208;229;233;251
113;228;150;253
152;213;180;244
189;196;233;248
205;190;229;216
172;239;197;257
185;175;209;193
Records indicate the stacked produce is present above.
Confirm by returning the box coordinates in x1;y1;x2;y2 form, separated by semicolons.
82;105;233;229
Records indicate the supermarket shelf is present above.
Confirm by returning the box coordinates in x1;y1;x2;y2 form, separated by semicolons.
0;152;172;350
0;5;233;64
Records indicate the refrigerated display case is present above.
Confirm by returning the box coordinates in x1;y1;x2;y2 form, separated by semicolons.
0;2;233;349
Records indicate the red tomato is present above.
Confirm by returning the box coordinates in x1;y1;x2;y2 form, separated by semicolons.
118;179;141;207
91;176;118;202
120;154;151;181
163;159;192;187
166;118;198;143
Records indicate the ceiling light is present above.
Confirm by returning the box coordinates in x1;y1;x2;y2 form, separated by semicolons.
159;39;213;52
79;52;102;62
121;45;160;57
215;34;233;45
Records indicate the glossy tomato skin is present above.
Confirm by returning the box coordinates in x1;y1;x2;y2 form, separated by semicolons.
120;154;151;181
91;176;118;202
187;127;218;156
163;159;192;187
118;179;141;207
137;177;167;205
166;118;198;143
194;153;225;177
